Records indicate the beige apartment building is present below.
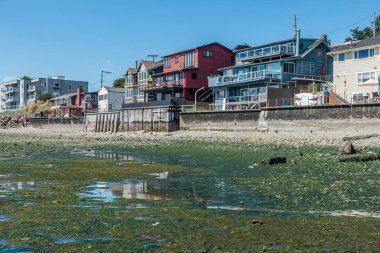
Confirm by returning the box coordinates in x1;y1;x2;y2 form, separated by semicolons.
328;36;380;103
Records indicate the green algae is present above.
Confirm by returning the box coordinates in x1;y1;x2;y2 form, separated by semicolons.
0;135;379;252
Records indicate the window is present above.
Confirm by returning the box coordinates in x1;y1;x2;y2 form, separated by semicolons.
191;73;197;79
138;72;147;81
126;75;134;84
354;49;375;59
239;52;247;59
298;61;315;74
338;53;345;62
99;94;108;101
164;58;171;68
175;56;179;63
185;52;194;67
357;72;375;83
283;62;295;73
203;50;214;58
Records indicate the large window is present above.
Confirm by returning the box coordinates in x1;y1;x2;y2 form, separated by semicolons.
185;52;194;67
283;62;295;73
125;89;133;98
357;72;375;83
164;58;171;68
338;53;345;62
354;48;375;59
298;61;315;74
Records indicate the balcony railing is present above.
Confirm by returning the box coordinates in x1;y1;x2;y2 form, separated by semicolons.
209;70;281;87
5;96;14;102
1;87;19;94
28;95;36;101
0;105;20;111
239;44;295;62
28;85;36;92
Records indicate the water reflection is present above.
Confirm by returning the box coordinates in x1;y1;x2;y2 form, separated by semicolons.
0;182;35;192
80;180;166;202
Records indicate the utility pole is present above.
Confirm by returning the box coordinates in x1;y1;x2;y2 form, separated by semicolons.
293;14;297;38
373;12;377;38
147;54;159;62
100;70;112;88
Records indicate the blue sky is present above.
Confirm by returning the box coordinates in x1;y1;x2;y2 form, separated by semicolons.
0;0;379;91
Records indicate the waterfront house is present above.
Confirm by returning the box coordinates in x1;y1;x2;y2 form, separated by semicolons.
124;68;138;104
136;61;164;102
328;36;380;103
98;87;125;112
145;42;234;103
25;76;88;104
208;32;333;110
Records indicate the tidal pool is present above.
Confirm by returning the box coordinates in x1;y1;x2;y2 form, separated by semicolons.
0;141;379;252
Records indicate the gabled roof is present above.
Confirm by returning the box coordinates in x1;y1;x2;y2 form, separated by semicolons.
162;42;232;57
329;36;380;54
136;61;163;72
124;68;137;77
103;87;125;93
299;39;331;57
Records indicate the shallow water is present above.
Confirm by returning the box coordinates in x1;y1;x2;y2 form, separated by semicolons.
1;144;379;252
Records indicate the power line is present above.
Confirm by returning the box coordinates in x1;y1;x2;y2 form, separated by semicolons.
326;14;373;36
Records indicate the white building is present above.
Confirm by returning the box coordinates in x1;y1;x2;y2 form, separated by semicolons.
98;87;125;112
328;36;380;103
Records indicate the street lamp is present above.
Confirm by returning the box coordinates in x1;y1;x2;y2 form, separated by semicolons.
194;87;205;111
100;70;112;88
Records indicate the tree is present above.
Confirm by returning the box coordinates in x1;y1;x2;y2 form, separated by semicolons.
113;78;125;88
349;15;380;40
20;76;32;80
36;93;53;102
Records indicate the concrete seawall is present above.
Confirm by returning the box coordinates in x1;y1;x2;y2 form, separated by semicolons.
180;103;380;131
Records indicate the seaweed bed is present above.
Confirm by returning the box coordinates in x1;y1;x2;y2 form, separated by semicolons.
0;134;379;252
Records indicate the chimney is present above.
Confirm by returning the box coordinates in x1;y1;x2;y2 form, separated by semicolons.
295;29;301;56
135;61;138;69
320;34;328;42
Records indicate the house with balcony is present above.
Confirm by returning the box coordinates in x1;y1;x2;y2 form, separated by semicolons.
124;68;138;103
0;80;21;111
328;36;380;103
209;32;332;110
135;61;164;102
144;42;234;103
26;76;88;104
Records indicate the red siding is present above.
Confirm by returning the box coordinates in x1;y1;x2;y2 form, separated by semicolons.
159;43;234;101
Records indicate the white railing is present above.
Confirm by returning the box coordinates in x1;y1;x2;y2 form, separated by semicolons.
28;95;36;101
0;95;6;101
6;96;14;102
28;85;36;91
0;105;21;111
2;87;18;94
209;70;281;87
239;44;295;61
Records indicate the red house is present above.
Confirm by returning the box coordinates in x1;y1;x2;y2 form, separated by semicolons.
145;42;234;102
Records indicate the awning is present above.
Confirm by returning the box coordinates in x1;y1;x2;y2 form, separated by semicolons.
358;79;378;87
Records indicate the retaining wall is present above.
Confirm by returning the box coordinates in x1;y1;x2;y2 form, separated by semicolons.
85;106;180;133
180;103;380;131
30;118;84;130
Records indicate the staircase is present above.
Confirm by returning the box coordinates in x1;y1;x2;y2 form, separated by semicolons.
330;92;349;104
199;88;214;102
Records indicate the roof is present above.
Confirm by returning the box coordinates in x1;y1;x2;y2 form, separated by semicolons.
329;36;380;54
103;87;125;93
218;39;331;71
127;68;137;74
140;61;163;70
162;42;232;57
